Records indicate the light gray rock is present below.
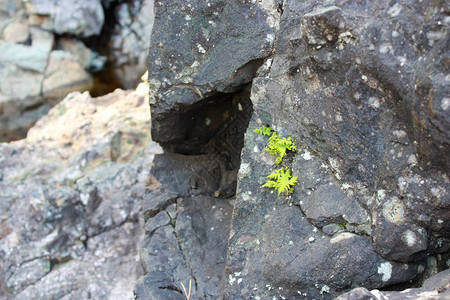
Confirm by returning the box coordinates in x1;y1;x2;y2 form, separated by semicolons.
28;0;104;37
336;269;450;300
3;22;29;43
0;89;159;299
42;50;93;100
107;0;154;88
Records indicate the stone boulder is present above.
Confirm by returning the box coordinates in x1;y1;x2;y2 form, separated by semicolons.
224;0;449;298
336;269;450;300
144;0;449;299
27;0;104;37
0;88;158;299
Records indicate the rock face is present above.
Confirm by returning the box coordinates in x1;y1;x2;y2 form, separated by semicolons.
0;88;158;299
336;269;450;300
0;0;154;141
106;0;155;89
144;0;449;299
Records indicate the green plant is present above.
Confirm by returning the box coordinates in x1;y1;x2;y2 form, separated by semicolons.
262;167;298;196
254;125;298;196
254;126;297;164
266;132;297;164
253;125;272;136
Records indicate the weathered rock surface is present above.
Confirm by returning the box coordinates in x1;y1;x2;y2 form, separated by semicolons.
28;0;105;37
0;88;158;299
148;0;278;152
336;269;450;300
136;1;280;298
144;0;449;299
106;0;155;89
224;0;449;298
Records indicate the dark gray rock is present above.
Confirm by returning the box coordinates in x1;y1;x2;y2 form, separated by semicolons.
223;0;449;298
148;0;279;152
143;0;449;299
139;2;280;298
336;269;450;300
335;287;377;300
135;154;234;300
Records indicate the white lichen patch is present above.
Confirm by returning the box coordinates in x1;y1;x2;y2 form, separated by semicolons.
393;130;407;139
301;151;312;160
403;230;416;247
205;117;211;126
238;163;250;178
241;193;250;202
378;262;392;282
196;43;206;54
379;43;394;54
408;154;418;165
388;3;402;17
368;97;381;109
382;196;405;224
320;285;331;294
266;33;274;43
341;183;352;190
229;274;236;285
338;31;354;45
377;190;386;203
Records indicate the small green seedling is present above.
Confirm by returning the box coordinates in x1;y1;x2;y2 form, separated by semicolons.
262;167;298;196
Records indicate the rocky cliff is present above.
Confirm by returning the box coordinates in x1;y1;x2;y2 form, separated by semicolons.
141;0;449;299
0;0;448;299
0;86;161;299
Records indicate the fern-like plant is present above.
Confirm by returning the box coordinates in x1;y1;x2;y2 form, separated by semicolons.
262;167;298;196
266;132;297;164
254;125;298;196
253;125;272;136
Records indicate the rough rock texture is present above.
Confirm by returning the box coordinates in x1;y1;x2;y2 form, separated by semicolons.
0;88;158;299
136;1;280;298
28;0;105;37
148;0;278;153
336;269;450;300
224;0;449;298
0;0;154;141
106;0;155;89
145;0;449;299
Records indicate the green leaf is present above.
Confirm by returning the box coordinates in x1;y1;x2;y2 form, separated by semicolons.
262;167;298;196
262;180;277;188
264;132;297;164
253;125;272;136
